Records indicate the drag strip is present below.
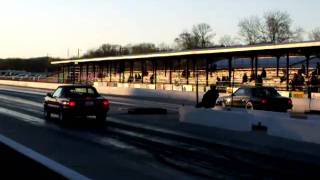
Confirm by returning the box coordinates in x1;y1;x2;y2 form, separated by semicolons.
0;87;197;179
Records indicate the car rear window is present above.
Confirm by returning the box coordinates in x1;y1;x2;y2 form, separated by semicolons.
252;88;280;97
64;87;99;98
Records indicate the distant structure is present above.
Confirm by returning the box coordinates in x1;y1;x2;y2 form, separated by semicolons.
51;41;320;92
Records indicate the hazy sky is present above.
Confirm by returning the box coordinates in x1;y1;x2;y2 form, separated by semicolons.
0;0;319;58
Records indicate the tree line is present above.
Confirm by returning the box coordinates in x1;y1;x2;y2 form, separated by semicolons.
0;57;58;73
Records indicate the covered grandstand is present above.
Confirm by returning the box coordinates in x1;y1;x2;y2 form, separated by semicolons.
51;41;320;93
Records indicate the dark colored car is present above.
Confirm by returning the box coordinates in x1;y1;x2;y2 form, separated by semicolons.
218;87;293;112
43;85;110;122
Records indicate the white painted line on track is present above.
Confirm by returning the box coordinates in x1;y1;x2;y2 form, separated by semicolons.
0;134;90;180
0;87;47;96
0;107;45;126
0;94;42;108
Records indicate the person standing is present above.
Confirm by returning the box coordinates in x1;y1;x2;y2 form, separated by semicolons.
242;73;248;83
197;85;219;108
261;68;267;78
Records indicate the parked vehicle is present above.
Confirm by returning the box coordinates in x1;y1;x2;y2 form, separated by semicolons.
43;85;110;123
217;87;293;112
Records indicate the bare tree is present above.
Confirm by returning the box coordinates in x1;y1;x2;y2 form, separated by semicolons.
309;27;320;41
264;11;295;43
129;43;158;55
175;31;198;50
157;43;174;52
192;23;215;48
238;16;264;45
239;11;304;45
219;35;239;47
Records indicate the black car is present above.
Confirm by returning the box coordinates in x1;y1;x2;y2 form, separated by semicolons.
218;87;293;112
43;85;110;122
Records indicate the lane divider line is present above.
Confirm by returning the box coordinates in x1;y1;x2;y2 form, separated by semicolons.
0;134;90;180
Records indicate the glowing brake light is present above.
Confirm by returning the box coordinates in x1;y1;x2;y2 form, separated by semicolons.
103;100;109;108
69;101;76;107
261;99;268;104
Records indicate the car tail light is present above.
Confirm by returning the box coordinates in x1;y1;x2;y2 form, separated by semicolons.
288;99;292;105
69;101;76;107
103;100;109;108
261;99;268;104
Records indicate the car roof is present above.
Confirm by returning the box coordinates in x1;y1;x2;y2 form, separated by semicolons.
240;86;275;89
58;85;95;89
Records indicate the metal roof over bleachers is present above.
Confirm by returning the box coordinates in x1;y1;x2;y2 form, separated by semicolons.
51;41;320;65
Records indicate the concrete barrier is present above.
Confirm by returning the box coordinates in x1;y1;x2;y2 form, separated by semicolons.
94;85;205;103
0;80;66;90
179;106;253;132
179;106;320;144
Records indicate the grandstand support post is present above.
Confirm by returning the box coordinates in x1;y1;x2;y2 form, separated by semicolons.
72;64;76;84
228;57;232;86
130;61;134;78
86;64;89;85
206;58;209;86
67;65;70;83
306;54;310;77
141;61;144;84
164;61;167;77
109;62;112;83
186;59;189;85
62;65;65;83
276;56;280;77
196;61;199;105
169;60;173;84
79;64;82;84
255;56;258;80
251;56;254;75
93;63;96;82
155;60;157;90
122;61;125;83
286;53;290;91
100;63;104;82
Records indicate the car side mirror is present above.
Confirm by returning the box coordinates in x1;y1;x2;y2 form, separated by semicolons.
47;93;52;97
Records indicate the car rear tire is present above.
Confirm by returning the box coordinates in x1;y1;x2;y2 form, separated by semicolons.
96;113;107;124
44;107;51;120
245;102;254;111
58;111;69;123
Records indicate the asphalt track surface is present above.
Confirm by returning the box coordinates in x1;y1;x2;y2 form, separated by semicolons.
0;85;199;180
1;85;320;179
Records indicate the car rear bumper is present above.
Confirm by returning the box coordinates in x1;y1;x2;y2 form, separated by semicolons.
62;108;109;117
255;104;292;112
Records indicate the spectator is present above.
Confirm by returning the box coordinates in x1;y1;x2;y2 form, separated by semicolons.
280;70;287;83
197;84;219;108
261;68;267;78
291;73;302;91
310;73;318;92
249;72;255;82
256;75;263;86
242;73;248;83
150;74;154;84
128;75;134;83
299;64;306;75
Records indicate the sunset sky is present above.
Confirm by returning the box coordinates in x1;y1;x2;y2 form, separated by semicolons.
0;0;319;58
